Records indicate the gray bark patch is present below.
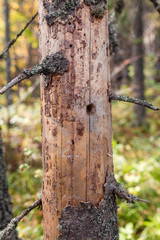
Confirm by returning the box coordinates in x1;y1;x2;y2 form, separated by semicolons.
23;51;69;87
58;174;119;240
43;0;80;26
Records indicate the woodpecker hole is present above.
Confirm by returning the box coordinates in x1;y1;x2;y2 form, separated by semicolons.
86;103;96;115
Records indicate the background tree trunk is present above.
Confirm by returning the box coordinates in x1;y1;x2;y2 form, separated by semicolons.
38;1;115;239
133;0;145;125
154;27;160;82
0;128;18;240
4;0;12;106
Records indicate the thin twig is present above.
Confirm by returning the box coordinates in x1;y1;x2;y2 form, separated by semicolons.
136;198;150;204
110;94;160;111
0;198;42;240
0;12;38;59
149;0;160;13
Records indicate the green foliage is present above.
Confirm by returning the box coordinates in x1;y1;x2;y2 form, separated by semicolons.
112;80;160;239
8;167;43;239
1;100;42;239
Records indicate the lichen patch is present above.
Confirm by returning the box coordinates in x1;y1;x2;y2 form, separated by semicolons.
84;0;107;18
43;0;80;26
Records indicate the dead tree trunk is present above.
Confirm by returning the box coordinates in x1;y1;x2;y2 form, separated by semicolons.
133;0;145;125
38;1;116;239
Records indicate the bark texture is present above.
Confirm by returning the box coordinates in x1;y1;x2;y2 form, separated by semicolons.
0;129;18;239
133;0;145;125
38;1;113;239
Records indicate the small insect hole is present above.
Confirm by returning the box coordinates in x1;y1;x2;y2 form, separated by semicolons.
86;103;96;115
69;44;73;48
71;140;74;145
68;21;72;25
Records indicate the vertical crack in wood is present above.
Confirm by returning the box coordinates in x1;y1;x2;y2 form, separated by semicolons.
87;11;92;202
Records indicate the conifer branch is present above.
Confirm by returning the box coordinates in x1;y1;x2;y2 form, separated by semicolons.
0;198;42;240
0;12;38;59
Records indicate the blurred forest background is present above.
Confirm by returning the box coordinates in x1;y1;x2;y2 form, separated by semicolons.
0;0;160;239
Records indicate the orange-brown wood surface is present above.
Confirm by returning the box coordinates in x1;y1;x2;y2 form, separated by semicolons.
38;1;113;239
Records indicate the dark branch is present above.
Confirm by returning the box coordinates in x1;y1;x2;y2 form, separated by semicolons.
149;0;160;13
110;94;160;111
0;198;42;240
0;12;38;59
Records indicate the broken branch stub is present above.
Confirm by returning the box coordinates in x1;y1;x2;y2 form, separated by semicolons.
0;51;69;94
104;173;150;204
110;94;160;111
